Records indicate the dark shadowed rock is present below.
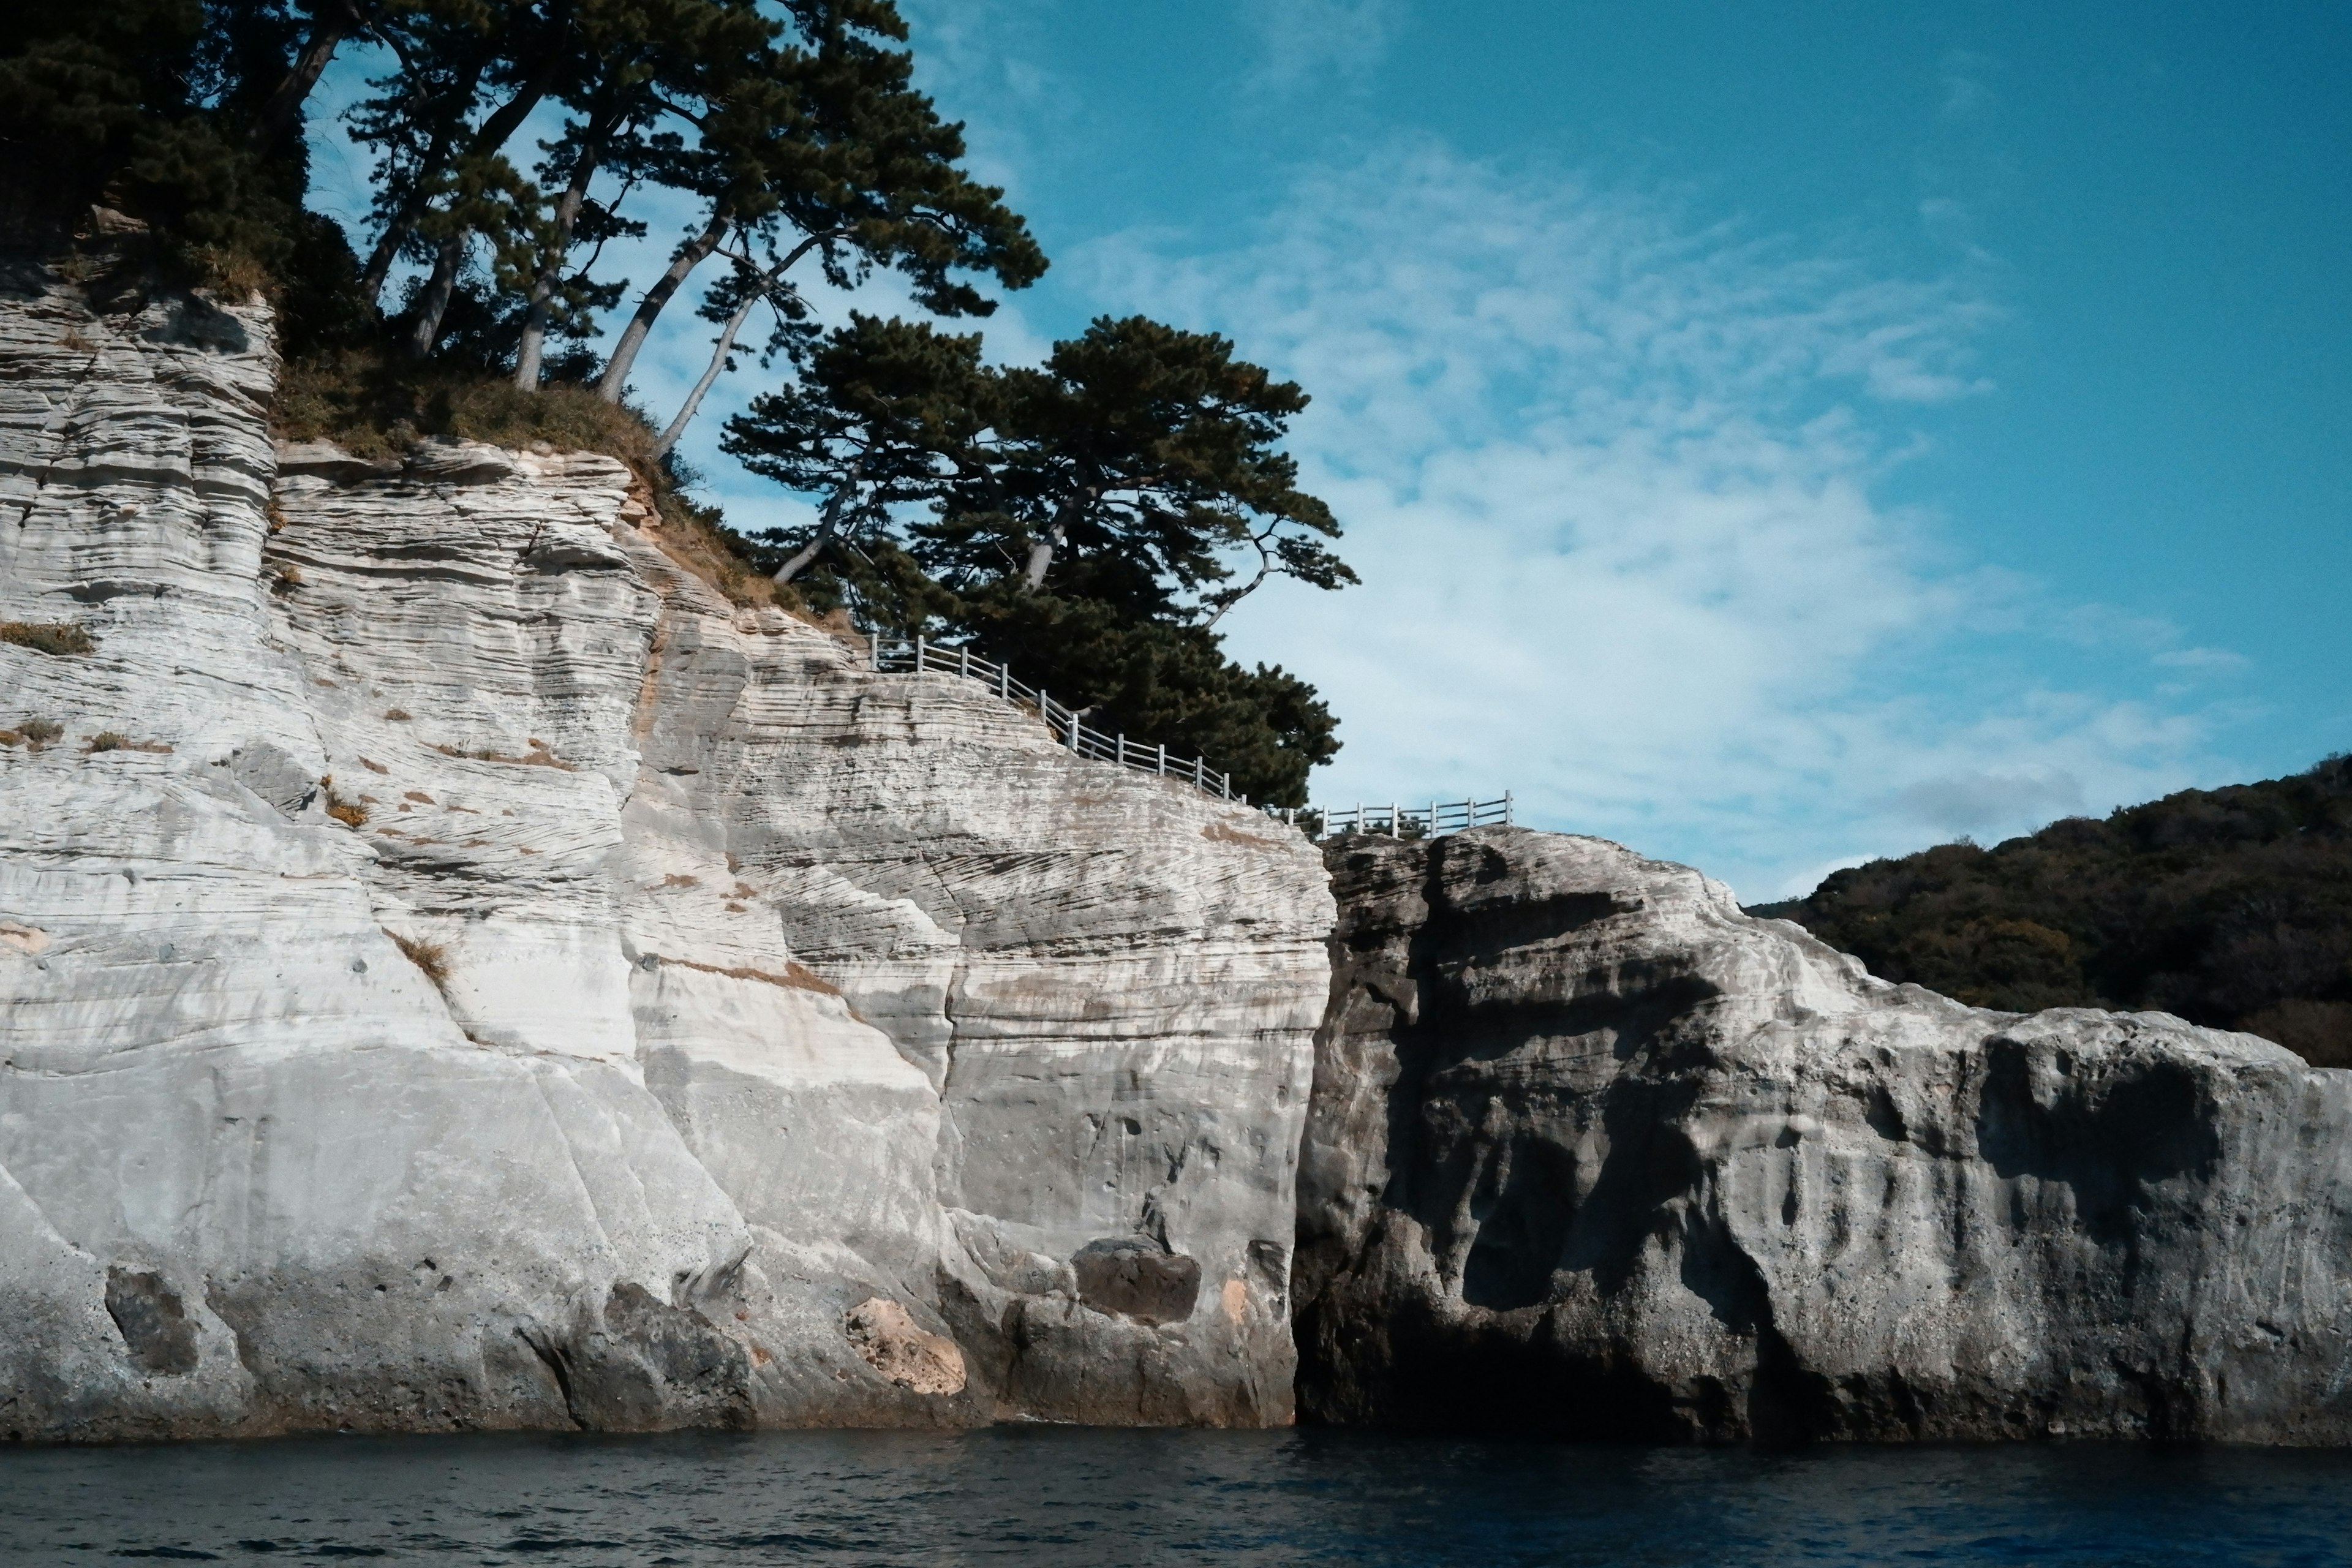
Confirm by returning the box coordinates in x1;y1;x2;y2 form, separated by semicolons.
1072;1240;1202;1324
103;1270;197;1376
1294;827;2352;1443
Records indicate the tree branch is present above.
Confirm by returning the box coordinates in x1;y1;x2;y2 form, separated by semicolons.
651;228;844;456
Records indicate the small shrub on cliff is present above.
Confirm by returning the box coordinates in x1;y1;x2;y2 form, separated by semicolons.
388;932;450;989
82;728;168;755
320;775;367;828
1;621;96;655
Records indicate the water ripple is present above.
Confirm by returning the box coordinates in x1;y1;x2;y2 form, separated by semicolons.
1;1428;2349;1566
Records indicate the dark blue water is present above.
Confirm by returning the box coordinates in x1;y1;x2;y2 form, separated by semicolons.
1;1428;2348;1566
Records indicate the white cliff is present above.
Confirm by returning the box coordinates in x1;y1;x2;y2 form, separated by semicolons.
0;263;1330;1439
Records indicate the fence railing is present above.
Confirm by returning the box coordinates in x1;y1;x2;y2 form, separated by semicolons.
870;636;1513;840
1268;796;1514;840
872;636;1242;803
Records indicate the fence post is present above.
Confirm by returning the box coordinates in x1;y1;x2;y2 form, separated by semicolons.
869;633;880;671
1504;790;1513;826
913;634;925;673
960;646;970;679
1117;733;1126;767
1069;710;1080;750
1193;757;1204;788
999;663;1009;700
1222;772;1231;801
1431;801;1439;838
1157;742;1166;775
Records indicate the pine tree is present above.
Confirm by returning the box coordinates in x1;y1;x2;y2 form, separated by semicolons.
592;0;1044;439
924;315;1355;623
719;312;990;584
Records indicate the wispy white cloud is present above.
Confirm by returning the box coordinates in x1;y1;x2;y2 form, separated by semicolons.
1061;141;2245;895
2154;646;2252;672
1939;49;1996;121
1243;0;1403;89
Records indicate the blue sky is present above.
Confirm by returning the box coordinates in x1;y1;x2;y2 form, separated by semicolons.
306;1;2352;899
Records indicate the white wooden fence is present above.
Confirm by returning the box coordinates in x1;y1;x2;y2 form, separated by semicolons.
873;636;1243;802
871;635;1513;840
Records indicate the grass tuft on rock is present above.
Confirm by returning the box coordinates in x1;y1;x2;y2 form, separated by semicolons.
273;351;793;613
388;932;451;988
1;622;97;656
320;774;368;827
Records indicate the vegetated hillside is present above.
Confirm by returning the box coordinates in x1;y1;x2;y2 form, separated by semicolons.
1754;755;2352;1067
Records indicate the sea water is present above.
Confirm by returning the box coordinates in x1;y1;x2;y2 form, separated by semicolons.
2;1427;2349;1565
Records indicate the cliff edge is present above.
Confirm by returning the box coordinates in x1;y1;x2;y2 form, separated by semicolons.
0;266;1329;1439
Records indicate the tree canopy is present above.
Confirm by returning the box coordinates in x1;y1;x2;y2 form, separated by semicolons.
0;0;1355;808
720;314;1355;804
1755;753;2352;1068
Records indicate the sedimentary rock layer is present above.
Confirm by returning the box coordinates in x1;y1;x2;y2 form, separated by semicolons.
0;262;1329;1440
1294;827;2352;1442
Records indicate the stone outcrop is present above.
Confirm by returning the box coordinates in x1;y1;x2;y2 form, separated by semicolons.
1295;827;2352;1442
0;262;1328;1440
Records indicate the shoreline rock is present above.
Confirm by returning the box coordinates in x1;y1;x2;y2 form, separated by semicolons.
1294;827;2352;1443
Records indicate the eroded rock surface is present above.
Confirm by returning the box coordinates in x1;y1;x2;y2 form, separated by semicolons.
1295;827;2352;1443
0;264;1327;1439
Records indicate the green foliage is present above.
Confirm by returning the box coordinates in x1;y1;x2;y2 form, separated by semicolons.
725;314;989;505
0;0;298;279
1770;754;2352;1066
1;0;1349;802
926;315;1355;615
728;314;1354;805
951;588;1340;806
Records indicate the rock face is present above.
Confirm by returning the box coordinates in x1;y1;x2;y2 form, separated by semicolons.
1295;827;2352;1442
0;263;1328;1440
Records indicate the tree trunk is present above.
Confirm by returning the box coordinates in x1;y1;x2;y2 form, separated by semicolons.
513;120;614;389
402;232;466;358
596;213;729;403
773;484;857;584
358;59;486;305
361;42;556;307
250;1;360;154
650;231;834;454
361;159;450;305
1199;531;1274;630
1021;491;1092;589
652;288;756;456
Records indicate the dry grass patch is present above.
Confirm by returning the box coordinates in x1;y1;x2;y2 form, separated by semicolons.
387;932;451;988
1;718;65;751
84;731;170;755
320;774;368;827
1;622;97;656
272;351;818;616
426;739;576;771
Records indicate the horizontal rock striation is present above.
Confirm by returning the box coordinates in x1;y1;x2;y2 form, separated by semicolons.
1295;827;2352;1443
0;262;1328;1440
